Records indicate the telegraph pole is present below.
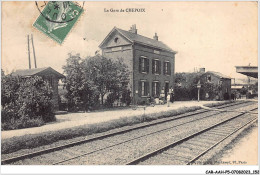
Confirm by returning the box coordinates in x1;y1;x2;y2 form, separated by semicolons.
27;35;31;69
31;34;37;68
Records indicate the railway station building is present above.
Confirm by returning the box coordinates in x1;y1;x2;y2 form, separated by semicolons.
99;25;177;104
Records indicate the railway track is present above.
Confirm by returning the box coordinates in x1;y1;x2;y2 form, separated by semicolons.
2;101;257;165
126;108;258;165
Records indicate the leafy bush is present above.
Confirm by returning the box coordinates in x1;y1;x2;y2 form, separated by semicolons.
121;89;131;105
105;92;119;107
200;82;220;100
1;75;55;130
174;72;202;101
137;99;146;105
174;87;191;101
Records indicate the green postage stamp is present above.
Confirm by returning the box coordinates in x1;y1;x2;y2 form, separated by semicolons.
33;1;84;44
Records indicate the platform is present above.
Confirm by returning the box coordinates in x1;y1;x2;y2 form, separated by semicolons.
235;66;258;78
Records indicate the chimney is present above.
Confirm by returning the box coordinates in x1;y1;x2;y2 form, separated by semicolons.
129;24;137;34
199;68;205;73
153;33;158;41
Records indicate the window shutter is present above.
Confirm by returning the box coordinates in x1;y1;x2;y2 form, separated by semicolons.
139;57;142;73
146;59;149;73
157;82;160;96
152;82;155;97
152;60;155;74
168;63;171;75
145;81;149;96
138;81;142;97
158;61;161;74
163;62;166;75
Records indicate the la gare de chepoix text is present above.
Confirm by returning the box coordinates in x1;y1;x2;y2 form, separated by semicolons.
104;8;146;12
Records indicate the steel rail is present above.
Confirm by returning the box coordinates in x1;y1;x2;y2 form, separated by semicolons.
187;116;258;165
125;107;257;165
52;102;256;165
52;109;230;165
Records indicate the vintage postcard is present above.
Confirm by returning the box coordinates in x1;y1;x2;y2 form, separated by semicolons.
1;1;258;174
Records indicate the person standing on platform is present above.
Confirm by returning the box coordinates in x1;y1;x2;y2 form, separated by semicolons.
167;93;171;107
170;86;174;103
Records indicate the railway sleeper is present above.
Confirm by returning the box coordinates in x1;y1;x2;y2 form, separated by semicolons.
143;155;187;165
184;141;211;148
162;152;192;160
167;147;201;158
199;132;226;138
189;138;217;145
191;132;222;140
214;127;236;132
207;130;232;135
195;136;221;143
176;143;206;152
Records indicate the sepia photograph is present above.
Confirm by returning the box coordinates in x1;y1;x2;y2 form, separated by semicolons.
1;1;259;174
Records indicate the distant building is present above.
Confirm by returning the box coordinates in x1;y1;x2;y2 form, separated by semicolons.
200;71;231;100
99;25;177;104
12;67;65;111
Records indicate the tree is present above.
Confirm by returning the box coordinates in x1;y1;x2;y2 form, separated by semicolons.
62;53;84;111
63;54;130;110
62;53;97;111
1;69;5;77
240;86;247;95
249;82;258;94
1;74;20;108
83;55;130;105
112;58;131;105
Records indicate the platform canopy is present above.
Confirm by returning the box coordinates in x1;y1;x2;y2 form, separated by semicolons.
235;66;258;79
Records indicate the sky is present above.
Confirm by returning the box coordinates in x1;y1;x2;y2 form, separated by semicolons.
1;1;258;79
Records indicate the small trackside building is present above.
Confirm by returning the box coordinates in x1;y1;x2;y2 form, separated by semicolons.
12;67;65;111
200;71;232;100
99;25;177;104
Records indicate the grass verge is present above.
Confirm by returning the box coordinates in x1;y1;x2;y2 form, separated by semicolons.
2;106;201;154
203;100;234;108
2;101;234;155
